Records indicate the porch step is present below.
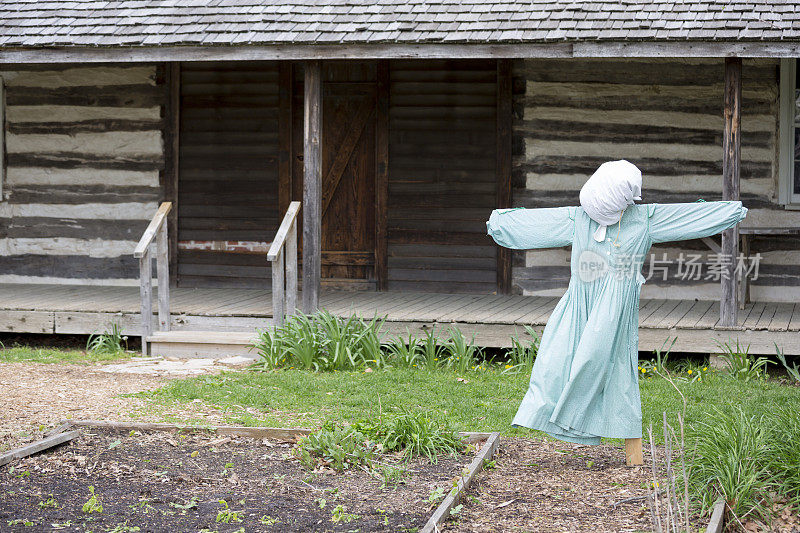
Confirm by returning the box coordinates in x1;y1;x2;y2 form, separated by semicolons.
147;330;260;359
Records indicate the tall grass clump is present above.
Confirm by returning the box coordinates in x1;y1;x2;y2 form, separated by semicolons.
87;322;128;355
687;407;771;522
504;326;539;374
251;311;386;371
715;340;770;382
439;327;483;372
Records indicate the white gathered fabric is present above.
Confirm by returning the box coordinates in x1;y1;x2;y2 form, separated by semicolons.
579;160;643;242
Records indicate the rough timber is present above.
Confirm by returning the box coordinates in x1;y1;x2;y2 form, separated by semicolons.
0;284;796;356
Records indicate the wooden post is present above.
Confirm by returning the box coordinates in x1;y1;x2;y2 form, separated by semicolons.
272;247;285;327
302;60;322;314
625;437;643;466
156;222;170;331
286;221;298;317
496;59;513;295
139;247;152;354
721;58;741;328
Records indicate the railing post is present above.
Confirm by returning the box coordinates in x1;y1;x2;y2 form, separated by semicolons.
139;247;153;354
286;221;297;317
272;247;285;327
156;221;170;331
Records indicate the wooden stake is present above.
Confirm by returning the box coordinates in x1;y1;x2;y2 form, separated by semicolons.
626;437;643;466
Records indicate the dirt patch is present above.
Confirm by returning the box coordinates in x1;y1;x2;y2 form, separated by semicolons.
0;363;164;452
0;428;471;532
442;436;703;533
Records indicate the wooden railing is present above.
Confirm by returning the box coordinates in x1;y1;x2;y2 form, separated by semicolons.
134;202;172;352
267;201;300;327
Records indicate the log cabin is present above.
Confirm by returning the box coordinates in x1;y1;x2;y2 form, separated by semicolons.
0;1;799;356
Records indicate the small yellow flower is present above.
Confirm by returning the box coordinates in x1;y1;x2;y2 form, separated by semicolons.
505;364;511;369
641;368;646;374
687;369;693;375
703;367;708;372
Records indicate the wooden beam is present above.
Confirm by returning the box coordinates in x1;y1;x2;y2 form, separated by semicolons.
5;42;800;64
302;60;322;314
0;430;80;467
375;59;389;291
165;62;180;287
278;62;293;216
496;59;513;295
721;57;741;328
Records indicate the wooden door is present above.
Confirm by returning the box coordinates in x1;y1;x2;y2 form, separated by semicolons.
292;62;379;290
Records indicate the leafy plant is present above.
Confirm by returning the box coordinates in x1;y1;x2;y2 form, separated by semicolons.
38;496;58;509
82;486;103;514
775;343;800;384
715;340;770;382
767;405;800;508
355;409;464;462
330;504;359;524
419;327;444;369
260;515;279;525
251;311;387;372
215;500;242;524
295;422;376;472
385;333;422;368
87;323;128;355
504;326;539;374
440;328;481;373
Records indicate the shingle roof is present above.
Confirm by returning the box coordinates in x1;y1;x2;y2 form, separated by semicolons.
0;0;799;48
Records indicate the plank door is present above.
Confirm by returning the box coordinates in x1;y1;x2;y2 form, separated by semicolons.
292;62;379;290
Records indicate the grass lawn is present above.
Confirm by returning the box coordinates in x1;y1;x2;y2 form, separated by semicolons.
139;366;800;444
0;346;133;364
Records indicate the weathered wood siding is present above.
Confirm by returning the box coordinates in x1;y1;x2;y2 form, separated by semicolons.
388;59;498;294
0;65;163;285
513;58;800;302
177;61;280;288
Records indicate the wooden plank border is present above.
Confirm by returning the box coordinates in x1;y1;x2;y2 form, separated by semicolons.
496;59;513;295
421;431;501;533
0;430;80;467
706;498;726;533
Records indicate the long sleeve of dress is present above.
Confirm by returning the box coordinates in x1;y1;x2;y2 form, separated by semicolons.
647;201;748;244
486;206;577;249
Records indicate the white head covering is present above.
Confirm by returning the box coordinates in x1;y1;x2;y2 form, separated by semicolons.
579;160;642;242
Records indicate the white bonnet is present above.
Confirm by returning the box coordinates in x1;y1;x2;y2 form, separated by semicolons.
579;160;642;242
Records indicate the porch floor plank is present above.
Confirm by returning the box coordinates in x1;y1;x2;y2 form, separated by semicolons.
0;284;796;354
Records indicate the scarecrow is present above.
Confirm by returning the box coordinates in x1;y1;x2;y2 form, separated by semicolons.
486;160;748;447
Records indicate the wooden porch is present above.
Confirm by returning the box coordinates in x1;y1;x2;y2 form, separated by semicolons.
0;284;797;355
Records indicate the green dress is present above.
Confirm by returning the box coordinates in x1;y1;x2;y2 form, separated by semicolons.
486;201;748;444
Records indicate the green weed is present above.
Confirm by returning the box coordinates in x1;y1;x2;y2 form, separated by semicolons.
81;486;103;514
330;504;359;524
775;343;800;384
87;322;128;355
215;500;243;524
715;340;771;382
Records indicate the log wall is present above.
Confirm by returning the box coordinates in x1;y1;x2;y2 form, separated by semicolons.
513;58;800;301
387;59;498;294
177;61;280;288
0;65;163;285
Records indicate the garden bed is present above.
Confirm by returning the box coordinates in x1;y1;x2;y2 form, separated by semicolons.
0;428;477;532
